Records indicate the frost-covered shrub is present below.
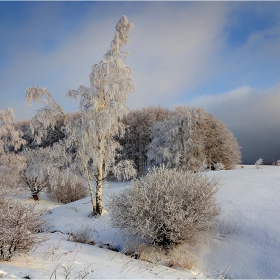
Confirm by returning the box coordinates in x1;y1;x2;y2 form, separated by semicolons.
255;158;263;169
277;159;280;166
68;225;95;245
109;165;220;247
199;160;209;172
19;143;83;201
167;248;196;270
46;176;88;204
0;188;48;261
112;160;137;181
214;162;225;171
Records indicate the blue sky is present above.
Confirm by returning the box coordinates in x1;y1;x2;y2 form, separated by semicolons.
1;1;280;163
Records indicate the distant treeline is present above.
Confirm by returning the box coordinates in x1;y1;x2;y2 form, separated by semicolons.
15;105;242;172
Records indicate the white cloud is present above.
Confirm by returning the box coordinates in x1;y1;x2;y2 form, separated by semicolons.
126;2;228;108
189;86;252;110
0;2;229;119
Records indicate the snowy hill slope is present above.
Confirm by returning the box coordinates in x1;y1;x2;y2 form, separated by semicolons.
0;166;279;279
196;166;280;278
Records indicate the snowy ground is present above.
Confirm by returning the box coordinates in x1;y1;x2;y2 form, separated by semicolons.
0;165;280;279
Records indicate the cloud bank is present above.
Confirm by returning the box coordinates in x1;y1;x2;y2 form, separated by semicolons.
189;85;280;163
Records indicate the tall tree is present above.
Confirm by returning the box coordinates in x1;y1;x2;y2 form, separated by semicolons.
26;16;136;216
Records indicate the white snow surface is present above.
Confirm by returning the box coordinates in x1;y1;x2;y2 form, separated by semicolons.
0;165;280;279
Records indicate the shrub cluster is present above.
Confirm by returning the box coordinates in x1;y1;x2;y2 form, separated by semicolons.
0;188;48;261
46;176;88;204
68;225;95;245
109;165;220;247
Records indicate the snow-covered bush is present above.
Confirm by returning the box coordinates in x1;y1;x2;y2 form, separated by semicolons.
199;159;209;172
112;160;137;181
109;165;220;247
214;162;225;171
0;188;48;261
276;159;280;166
167;248;196;270
46;175;88;204
68;225;95;245
255;158;263;169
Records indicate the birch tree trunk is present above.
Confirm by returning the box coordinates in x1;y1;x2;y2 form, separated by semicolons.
96;164;103;215
96;135;103;215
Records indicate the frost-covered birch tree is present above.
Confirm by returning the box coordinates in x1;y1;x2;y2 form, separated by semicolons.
26;16;136;215
0;108;26;189
67;15;136;215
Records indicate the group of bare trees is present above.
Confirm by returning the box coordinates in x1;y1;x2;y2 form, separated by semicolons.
18;103;241;174
148;107;241;172
116;105;241;173
16;103;241;176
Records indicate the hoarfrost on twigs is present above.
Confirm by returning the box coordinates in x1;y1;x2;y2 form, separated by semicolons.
109;165;220;248
255;158;263;169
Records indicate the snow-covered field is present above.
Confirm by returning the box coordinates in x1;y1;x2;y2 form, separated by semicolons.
0;165;280;279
